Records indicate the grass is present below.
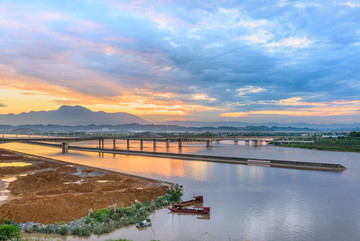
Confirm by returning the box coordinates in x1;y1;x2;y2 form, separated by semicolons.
279;137;360;152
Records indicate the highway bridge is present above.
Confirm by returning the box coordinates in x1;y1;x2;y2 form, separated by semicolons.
0;135;273;153
0;135;346;172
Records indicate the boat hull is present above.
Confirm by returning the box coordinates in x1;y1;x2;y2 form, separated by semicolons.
168;207;210;214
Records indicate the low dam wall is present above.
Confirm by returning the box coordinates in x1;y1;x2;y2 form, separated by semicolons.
69;146;345;172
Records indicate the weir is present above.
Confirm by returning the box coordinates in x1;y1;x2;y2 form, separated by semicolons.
67;146;346;172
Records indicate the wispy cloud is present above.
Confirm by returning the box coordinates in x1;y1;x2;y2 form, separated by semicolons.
341;1;360;8
219;98;360;118
0;0;359;123
237;86;266;96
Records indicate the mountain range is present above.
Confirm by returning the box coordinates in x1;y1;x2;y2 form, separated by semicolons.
0;105;149;125
0;105;359;130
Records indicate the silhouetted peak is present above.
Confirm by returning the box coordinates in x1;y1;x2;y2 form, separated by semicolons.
57;105;91;113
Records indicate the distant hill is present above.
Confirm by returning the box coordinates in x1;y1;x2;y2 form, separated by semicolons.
162;120;360;130
0;105;149;125
0;123;315;133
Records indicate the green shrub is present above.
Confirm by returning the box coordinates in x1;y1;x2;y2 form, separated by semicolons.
71;226;80;235
0;224;21;241
45;225;52;234
143;198;151;206
155;200;162;208
79;227;91;237
85;216;95;224
59;225;68;235
72;226;91;237
2;220;14;225
93;224;104;235
95;208;110;222
110;212;120;221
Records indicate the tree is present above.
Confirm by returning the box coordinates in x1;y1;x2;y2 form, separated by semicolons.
349;131;360;138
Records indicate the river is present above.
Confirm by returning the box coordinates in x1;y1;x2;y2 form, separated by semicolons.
1;140;360;241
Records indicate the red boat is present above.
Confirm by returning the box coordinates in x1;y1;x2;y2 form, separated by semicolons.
173;194;203;208
168;206;210;214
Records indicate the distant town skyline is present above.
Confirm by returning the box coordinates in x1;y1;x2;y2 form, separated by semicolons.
1;0;360;123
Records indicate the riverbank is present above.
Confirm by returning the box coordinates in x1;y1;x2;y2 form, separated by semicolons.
280;143;360;152
0;148;169;224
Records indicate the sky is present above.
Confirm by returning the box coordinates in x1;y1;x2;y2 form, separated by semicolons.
0;0;360;123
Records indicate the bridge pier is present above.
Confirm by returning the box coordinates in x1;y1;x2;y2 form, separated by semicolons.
140;139;143;150
62;142;69;154
153;139;157;149
166;139;170;148
98;139;104;149
253;140;260;146
113;139;116;149
127;139;130;150
245;140;250;145
206;140;213;147
178;138;182;148
234;140;238;145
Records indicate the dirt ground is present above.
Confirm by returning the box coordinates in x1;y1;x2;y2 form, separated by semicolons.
0;148;168;224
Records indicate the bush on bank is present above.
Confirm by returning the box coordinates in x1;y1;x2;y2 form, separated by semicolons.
14;184;183;237
0;220;21;241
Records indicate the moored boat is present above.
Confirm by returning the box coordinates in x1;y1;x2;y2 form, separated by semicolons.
168;206;210;214
173;194;203;207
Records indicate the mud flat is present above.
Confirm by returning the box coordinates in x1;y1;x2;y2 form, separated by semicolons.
0;148;168;224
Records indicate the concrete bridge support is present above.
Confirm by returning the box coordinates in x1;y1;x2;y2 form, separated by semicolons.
113;139;116;149
178;138;182;148
140;139;143;150
234;140;238;145
62;142;69;154
153;139;157;149
98;139;104;149
127;139;130;150
253;140;260;146
206;140;213;147
166;139;170;148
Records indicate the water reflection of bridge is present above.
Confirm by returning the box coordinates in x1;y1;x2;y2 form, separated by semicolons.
0;135;273;154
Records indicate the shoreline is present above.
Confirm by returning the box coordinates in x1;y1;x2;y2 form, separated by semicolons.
278;143;360;153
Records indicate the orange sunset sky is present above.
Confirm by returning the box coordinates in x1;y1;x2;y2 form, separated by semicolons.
1;1;360;123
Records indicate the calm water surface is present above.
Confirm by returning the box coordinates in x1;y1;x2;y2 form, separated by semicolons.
1;140;360;241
